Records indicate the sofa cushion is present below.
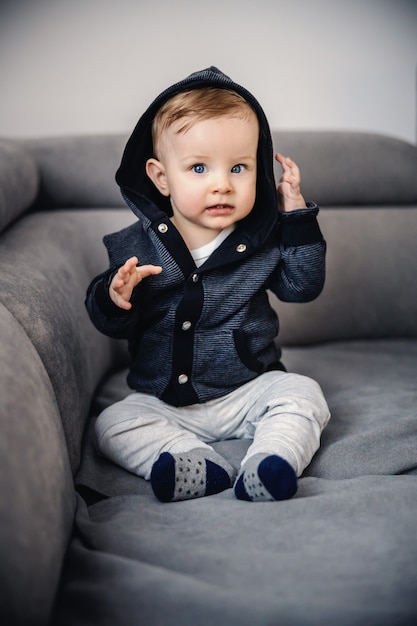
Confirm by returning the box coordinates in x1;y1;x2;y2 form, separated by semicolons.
56;340;417;626
272;131;417;206
0;140;39;233
0;305;75;626
275;207;417;345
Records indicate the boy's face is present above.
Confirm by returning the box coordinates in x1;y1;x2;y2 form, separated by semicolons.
146;111;259;247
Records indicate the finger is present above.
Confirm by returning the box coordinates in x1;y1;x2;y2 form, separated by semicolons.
135;264;163;280
275;153;287;168
276;154;294;181
110;271;126;290
109;286;133;310
276;153;298;171
275;153;292;164
114;270;131;287
119;256;139;277
284;156;296;168
114;297;132;311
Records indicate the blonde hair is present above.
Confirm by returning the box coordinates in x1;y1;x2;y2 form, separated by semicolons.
152;87;255;157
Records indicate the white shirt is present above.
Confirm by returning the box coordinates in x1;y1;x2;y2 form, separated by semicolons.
190;226;235;268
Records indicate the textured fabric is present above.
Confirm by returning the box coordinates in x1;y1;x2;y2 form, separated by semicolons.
13;130;417;213
0;140;39;233
284;340;417;480
87;213;325;405
2;129;417;626
191;225;235;267
0;209;133;472
0;305;75;626
56;477;417;626
276;207;417;345
55;339;417;626
25;134;127;209
75;338;417;497
234;453;298;501
272;130;417;206
150;449;236;502
94;370;329;479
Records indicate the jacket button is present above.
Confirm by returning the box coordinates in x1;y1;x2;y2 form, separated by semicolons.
236;243;246;253
178;374;188;384
192;273;199;282
182;321;192;331
158;223;168;233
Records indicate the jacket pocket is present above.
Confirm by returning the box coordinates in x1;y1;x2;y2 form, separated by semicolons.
233;329;268;374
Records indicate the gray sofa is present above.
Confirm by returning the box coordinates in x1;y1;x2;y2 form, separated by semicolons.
1;130;416;626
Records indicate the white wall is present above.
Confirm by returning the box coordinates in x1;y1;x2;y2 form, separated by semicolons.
1;0;416;142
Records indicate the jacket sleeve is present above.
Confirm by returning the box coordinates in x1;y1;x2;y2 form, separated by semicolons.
268;203;326;303
85;267;143;340
85;222;148;339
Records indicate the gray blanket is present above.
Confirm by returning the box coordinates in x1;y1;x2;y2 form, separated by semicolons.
53;339;417;625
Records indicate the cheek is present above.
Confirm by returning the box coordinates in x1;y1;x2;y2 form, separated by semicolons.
170;182;202;212
243;180;257;208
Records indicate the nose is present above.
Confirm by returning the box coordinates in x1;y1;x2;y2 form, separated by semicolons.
212;171;232;194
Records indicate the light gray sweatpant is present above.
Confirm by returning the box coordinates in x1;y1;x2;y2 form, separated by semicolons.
95;371;330;480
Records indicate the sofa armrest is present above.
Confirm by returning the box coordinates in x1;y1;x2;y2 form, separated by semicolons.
0;305;75;625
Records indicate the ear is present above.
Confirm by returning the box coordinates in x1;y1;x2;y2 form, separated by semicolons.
146;158;170;197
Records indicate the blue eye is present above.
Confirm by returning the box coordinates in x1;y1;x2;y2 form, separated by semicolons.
231;164;245;174
192;164;206;174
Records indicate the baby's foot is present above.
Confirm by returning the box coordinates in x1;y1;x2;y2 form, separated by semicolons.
151;448;236;502
234;454;297;502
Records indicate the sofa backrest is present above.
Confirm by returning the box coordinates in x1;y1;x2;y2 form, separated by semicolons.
12;130;417;213
1;132;416;352
25;134;127;209
0;139;39;232
272;130;417;206
269;131;417;344
272;206;417;344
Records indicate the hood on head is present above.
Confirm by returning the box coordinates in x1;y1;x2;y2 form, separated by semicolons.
116;66;277;236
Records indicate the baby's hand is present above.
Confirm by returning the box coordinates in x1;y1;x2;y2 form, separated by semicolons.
109;256;162;310
275;153;307;213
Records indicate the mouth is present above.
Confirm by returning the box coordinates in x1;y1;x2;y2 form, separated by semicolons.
206;204;234;214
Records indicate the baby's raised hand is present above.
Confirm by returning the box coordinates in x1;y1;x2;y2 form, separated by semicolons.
275;153;307;213
109;256;162;310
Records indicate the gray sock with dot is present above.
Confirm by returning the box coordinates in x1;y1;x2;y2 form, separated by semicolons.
234;453;297;502
151;448;236;502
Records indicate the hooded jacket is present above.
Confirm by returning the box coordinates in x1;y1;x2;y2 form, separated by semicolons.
86;67;326;407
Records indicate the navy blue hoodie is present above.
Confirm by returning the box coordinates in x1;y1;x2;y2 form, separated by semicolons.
86;67;325;406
